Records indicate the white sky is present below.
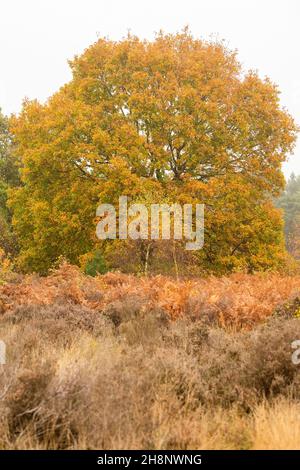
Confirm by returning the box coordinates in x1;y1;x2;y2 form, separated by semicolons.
0;0;299;177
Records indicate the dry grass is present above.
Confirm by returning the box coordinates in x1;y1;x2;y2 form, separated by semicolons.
1;263;300;449
252;399;300;450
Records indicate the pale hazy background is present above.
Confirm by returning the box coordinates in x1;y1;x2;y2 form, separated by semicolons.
0;0;299;177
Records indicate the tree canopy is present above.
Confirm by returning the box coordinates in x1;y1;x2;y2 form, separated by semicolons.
9;31;298;274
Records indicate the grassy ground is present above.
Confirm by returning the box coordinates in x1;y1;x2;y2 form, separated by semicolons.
1;264;300;449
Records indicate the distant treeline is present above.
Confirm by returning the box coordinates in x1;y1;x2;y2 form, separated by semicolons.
277;173;300;260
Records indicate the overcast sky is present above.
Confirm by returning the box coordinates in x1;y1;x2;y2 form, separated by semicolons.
0;0;299;177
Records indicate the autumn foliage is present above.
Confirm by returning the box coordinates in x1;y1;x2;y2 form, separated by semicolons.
8;30;297;275
1;28;300;452
1;262;300;329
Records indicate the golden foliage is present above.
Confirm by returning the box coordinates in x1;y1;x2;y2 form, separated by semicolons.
8;31;298;274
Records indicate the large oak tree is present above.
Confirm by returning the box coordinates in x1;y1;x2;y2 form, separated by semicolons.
9;31;298;274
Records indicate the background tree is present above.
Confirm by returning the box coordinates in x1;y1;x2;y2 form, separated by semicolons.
0;108;19;260
9;31;298;274
277;173;300;259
